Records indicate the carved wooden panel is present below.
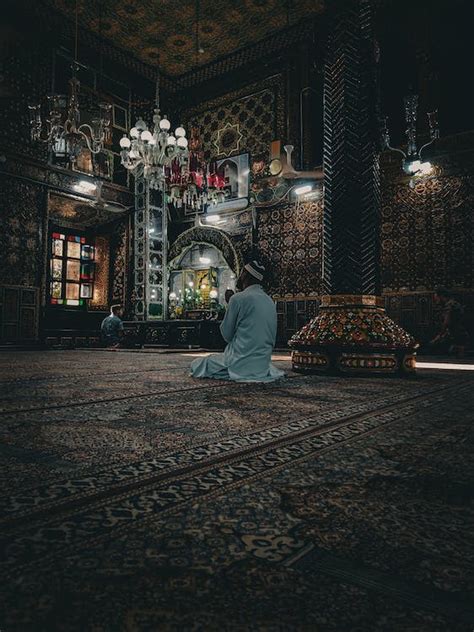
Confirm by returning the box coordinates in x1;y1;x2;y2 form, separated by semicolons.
110;218;129;310
0;285;39;341
0;176;46;289
90;235;111;311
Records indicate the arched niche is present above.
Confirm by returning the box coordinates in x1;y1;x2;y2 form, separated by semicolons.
168;226;243;275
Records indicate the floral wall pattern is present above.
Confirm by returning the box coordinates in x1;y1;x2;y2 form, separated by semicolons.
381;169;473;293
257;200;323;298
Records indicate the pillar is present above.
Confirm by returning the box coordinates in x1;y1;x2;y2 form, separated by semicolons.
289;0;417;375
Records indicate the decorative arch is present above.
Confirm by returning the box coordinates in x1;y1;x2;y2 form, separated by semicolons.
168;226;243;274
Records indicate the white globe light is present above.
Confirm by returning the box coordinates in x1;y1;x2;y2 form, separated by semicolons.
175;126;186;137
130;127;139;139
209;289;218;299
141;130;153;142
177;136;188;148
135;118;147;131
167;135;177;146
119;136;131;148
159;116;171;131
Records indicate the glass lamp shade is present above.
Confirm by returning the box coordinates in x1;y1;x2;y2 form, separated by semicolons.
130;127;139;139
175;126;186;137
141;130;153;142
177;136;188;148
135;119;147;131
120;135;131;148
167;135;177;146
159;117;171;131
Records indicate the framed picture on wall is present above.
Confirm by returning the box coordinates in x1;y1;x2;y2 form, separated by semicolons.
113;104;128;131
215;152;250;209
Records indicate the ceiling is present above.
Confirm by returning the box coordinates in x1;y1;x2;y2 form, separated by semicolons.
43;0;324;77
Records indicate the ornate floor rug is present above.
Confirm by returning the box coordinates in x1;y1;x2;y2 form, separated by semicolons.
0;350;473;630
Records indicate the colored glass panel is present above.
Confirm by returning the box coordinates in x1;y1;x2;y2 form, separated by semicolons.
66;283;80;299
67;241;81;258
80;263;94;280
51;281;62;298
80;283;93;298
52;239;63;257
66;259;80;281
81;244;94;260
51;258;62;280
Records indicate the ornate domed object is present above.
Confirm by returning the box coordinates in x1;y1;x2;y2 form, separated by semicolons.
289;295;418;375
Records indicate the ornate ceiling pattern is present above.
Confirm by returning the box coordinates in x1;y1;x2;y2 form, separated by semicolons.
43;0;324;76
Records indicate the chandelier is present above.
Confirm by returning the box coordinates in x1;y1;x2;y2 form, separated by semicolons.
29;0;111;163
120;74;226;208
382;95;439;175
119;72;189;192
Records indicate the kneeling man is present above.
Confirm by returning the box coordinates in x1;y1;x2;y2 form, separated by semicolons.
190;261;285;382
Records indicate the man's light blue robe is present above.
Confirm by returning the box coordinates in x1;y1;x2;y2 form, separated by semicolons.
190;284;285;382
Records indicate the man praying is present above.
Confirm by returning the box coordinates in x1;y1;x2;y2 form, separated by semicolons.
190;261;285;382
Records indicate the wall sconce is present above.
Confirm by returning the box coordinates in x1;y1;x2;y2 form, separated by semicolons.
74;179;97;195
382;95;439;175
295;185;313;196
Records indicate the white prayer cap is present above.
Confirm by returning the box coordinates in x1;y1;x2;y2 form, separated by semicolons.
244;260;265;282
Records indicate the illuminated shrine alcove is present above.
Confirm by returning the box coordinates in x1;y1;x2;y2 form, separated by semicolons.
168;243;237;319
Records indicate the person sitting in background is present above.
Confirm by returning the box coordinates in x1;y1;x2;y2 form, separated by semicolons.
224;289;235;305
190;261;285;382
429;288;469;357
101;304;124;349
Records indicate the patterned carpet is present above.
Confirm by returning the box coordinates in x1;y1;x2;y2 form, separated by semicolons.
0;350;473;631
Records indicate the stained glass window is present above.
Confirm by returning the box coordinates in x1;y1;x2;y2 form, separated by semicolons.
66;283;80;299
51;259;62;280
49;231;95;306
81;245;94;260
66;260;80;281
67;241;81;259
51;281;62;298
52;239;64;257
80;284;93;299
